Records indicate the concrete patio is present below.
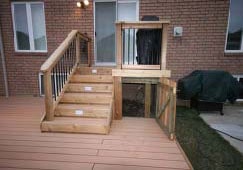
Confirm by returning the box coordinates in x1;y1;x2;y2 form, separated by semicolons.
200;105;243;154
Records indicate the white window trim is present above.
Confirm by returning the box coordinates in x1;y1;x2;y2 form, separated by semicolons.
11;2;47;53
224;0;243;53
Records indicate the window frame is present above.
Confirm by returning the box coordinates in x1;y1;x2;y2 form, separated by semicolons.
11;2;47;53
233;74;243;101
225;0;243;53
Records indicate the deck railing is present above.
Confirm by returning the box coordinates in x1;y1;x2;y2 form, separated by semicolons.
116;21;169;70
156;78;177;140
40;30;91;121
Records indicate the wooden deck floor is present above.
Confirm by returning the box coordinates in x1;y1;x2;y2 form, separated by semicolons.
0;96;191;170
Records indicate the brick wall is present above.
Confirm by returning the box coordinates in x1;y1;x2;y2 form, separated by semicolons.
0;0;94;96
140;0;243;80
0;0;242;96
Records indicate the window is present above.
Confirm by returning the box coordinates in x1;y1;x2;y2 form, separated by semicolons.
225;0;243;52
12;2;47;52
233;75;243;101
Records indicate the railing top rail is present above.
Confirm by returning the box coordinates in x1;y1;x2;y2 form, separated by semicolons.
40;30;91;72
116;20;170;29
77;32;91;41
116;20;170;24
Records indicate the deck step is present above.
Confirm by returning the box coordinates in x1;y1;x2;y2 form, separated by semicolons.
76;67;113;75
60;92;112;104
41;117;110;134
55;103;110;118
66;83;113;93
70;75;113;83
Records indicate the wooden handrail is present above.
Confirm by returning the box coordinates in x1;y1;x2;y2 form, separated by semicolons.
41;30;91;72
41;30;91;121
116;20;170;29
41;30;78;72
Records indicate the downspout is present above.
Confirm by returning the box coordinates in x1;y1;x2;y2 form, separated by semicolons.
0;23;9;97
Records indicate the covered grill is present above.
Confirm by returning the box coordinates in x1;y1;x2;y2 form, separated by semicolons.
177;70;243;115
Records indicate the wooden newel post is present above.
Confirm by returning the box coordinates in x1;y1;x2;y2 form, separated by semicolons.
87;39;91;67
114;76;122;120
44;70;54;121
168;83;176;140
76;35;81;64
161;24;168;70
116;23;122;69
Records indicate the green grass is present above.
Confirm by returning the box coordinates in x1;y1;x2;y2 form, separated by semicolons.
176;107;243;170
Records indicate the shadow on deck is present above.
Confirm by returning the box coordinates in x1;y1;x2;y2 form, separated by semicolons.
0;96;192;170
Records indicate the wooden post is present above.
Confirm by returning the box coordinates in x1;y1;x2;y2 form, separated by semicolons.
44;70;54;121
87;39;91;67
114;76;122;120
170;85;177;140
161;24;168;70
145;83;151;118
116;23;122;69
76;35;80;64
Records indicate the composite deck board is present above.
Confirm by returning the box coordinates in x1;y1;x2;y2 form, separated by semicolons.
0;96;191;170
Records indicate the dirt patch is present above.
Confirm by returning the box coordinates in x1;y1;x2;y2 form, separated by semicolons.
122;99;144;117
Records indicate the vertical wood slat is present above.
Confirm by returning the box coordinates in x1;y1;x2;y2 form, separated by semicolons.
43;70;54;121
114;76;122;120
145;83;151;118
116;23;122;69
76;35;80;64
161;24;168;70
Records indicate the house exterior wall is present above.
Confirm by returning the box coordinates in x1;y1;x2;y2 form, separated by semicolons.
0;0;242;96
0;0;94;95
140;0;243;80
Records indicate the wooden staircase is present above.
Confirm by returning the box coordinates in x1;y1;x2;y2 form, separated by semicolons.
41;67;113;134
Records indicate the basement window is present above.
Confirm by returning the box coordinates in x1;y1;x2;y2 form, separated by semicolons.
12;2;47;52
225;0;243;53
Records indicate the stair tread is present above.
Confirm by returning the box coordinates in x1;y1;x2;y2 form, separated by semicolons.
70;75;113;83
76;67;113;75
45;117;108;125
55;103;110;118
57;103;110;110
41;116;111;134
62;92;112;96
66;83;113;93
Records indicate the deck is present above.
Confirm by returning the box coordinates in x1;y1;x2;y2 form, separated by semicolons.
0;96;191;170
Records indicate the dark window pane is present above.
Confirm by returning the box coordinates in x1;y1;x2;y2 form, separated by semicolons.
239;78;243;99
226;0;243;50
14;4;30;50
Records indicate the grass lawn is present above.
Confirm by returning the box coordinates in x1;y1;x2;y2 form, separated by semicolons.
176;107;243;170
